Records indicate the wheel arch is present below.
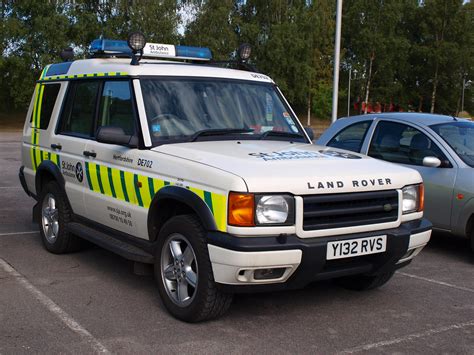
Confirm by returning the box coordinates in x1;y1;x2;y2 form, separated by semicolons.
452;197;474;238
35;160;65;196
147;186;218;242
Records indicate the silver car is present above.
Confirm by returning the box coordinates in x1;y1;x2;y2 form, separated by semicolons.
317;113;474;251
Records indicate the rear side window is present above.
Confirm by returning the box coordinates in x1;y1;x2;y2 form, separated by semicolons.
30;84;61;130
327;121;371;152
58;81;100;137
98;81;135;135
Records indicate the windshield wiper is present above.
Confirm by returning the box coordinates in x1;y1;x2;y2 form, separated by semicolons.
260;130;304;140
189;128;254;142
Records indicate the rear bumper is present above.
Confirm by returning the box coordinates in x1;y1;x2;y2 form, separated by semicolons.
207;218;431;292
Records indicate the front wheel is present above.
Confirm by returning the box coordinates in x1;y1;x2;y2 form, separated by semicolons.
335;270;395;291
155;215;233;322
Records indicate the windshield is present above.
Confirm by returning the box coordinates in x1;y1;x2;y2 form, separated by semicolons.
430;121;474;167
140;78;305;144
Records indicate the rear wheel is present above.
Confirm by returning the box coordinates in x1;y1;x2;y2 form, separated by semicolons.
335;270;395;291
39;181;83;254
155;214;233;322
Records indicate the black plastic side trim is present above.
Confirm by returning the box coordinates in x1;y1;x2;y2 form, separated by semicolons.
68;222;154;263
147;185;218;239
74;214;156;254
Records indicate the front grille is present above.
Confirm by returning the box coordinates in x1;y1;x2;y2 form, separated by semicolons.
302;190;399;230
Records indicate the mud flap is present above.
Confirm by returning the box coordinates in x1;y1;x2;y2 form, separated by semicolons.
32;201;41;224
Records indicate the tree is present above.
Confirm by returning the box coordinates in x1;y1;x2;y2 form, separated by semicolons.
343;0;416;114
1;1;71;109
183;0;238;60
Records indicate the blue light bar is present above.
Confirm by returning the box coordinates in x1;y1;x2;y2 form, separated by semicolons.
175;45;212;61
90;39;132;55
89;38;212;61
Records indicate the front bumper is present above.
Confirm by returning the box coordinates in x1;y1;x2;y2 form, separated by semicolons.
207;218;431;292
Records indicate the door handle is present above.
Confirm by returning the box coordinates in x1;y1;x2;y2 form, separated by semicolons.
50;143;62;150
83;150;97;158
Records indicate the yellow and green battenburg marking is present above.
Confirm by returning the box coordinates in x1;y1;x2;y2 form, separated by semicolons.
29;68;127;170
39;72;128;82
30;66;61;171
84;162;227;231
29;66;226;230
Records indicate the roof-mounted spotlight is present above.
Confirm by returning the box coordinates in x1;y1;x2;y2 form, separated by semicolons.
127;32;146;65
60;47;74;62
238;43;252;62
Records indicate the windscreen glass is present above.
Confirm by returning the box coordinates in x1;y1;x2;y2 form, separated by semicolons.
140;78;303;144
430;121;474;167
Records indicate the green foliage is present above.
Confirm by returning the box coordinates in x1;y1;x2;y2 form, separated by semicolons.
184;0;238;60
0;0;472;119
311;81;333;119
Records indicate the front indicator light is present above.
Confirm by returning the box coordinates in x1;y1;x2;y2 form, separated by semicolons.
418;183;424;212
228;192;255;227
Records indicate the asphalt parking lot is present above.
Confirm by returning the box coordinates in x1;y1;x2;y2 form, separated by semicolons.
1;130;473;354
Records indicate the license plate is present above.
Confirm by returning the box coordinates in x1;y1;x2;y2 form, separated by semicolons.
326;235;387;260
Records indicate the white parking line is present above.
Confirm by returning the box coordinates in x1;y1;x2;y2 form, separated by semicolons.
0;231;38;236
0;258;110;354
0;186;21;189
397;271;474;293
340;320;474;353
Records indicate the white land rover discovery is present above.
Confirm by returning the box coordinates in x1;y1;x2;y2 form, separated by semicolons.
19;34;431;322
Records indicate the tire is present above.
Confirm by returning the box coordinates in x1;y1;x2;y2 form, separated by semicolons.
38;181;83;254
470;229;474;253
155;214;233;322
335;270;395;291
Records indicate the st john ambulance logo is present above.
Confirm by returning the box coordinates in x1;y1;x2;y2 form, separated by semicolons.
75;162;83;182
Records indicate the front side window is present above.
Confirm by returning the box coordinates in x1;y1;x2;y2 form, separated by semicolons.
430;121;474;167
59;81;100;137
327;121;371;152
98;81;135;135
368;121;447;166
140;78;305;144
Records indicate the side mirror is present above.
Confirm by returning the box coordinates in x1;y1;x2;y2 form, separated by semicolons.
422;156;441;168
96;126;136;147
304;127;314;141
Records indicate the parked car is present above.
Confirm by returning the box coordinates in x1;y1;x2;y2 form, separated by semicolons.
318;113;474;251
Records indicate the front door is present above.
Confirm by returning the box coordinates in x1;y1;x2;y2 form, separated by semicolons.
83;80;141;237
367;120;457;230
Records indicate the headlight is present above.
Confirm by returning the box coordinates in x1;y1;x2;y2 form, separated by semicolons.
228;192;294;226
255;195;294;225
402;184;424;214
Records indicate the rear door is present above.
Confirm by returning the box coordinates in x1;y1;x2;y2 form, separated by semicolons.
23;82;62;193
